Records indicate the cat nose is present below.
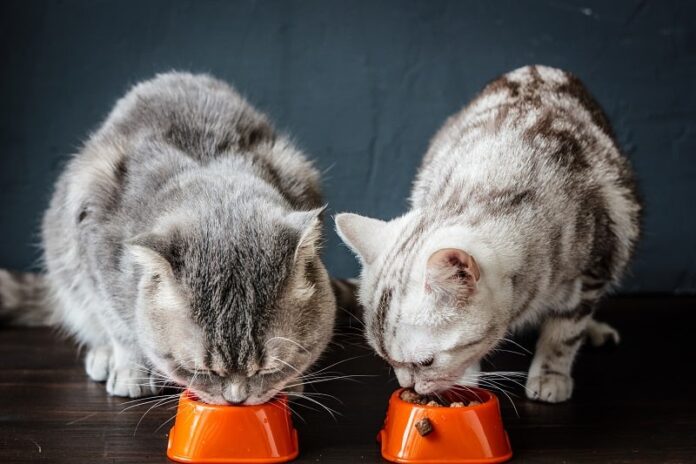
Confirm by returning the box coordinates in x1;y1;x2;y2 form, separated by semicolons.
224;398;246;405
222;382;249;404
414;380;436;395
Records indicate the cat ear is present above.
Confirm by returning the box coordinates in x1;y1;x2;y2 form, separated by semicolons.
335;213;388;265
126;232;180;273
287;206;326;263
425;248;480;305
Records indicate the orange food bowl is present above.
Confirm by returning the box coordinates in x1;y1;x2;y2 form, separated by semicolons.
378;387;512;464
167;390;299;463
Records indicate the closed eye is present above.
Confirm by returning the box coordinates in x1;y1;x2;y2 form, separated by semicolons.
448;326;497;353
257;357;287;376
263;355;305;376
450;337;486;352
175;366;219;382
258;367;282;376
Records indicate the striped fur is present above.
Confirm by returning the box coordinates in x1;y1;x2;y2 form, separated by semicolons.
336;65;641;403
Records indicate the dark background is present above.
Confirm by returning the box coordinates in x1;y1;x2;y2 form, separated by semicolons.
1;0;694;293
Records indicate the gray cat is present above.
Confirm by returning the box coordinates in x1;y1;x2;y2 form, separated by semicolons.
0;72;336;404
336;65;641;403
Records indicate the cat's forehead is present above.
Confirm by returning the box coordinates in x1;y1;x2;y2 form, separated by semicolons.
178;229;297;370
183;216;297;280
362;226;431;309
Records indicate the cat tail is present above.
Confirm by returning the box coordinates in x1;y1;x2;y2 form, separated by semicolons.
0;269;53;326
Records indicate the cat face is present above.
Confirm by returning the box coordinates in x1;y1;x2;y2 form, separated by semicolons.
336;212;509;394
128;207;335;404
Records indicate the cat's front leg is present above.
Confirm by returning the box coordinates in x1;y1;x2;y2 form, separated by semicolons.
106;341;161;398
85;345;113;382
525;301;594;403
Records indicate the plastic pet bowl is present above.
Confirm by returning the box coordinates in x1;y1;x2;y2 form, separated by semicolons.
167;390;299;463
378;387;512;464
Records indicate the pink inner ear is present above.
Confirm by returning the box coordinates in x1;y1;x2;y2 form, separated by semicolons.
427;248;481;281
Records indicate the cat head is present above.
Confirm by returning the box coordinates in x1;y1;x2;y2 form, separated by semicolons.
126;204;335;405
335;211;510;394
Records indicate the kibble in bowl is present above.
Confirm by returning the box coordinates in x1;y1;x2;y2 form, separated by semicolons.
399;388;482;408
398;388;485;436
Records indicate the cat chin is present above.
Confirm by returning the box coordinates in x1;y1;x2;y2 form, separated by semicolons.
188;385;282;406
409;373;459;394
191;391;228;405
412;365;480;394
413;379;453;395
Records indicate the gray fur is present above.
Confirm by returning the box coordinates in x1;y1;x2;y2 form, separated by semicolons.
336;65;641;403
4;72;336;403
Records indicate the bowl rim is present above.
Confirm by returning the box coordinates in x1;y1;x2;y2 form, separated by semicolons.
392;387;495;411
182;389;289;410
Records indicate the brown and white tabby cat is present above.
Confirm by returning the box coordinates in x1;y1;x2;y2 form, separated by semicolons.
336;65;641;403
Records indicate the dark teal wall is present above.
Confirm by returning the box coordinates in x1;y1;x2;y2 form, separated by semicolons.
1;0;694;293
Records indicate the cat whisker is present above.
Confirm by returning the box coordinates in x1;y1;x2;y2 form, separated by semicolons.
490;379;528;391
133;396;181;435
119;394;179;414
450;384;485;404
304;354;371;377
433;391;444;405
463;378;520;418
298;369;351;380
489;347;529;357
269;396;307;423
118;393;178;407
336;306;365;329
270;356;303;375
328;337;367;350
474;371;529;391
294;391;344;405
285;392;341;421
321;162;336;175
477;370;526;377
285;373;375;389
328;339;346;350
296;373;349;383
498;337;533;355
129;362;171;376
154;412;179;433
266;337;311;354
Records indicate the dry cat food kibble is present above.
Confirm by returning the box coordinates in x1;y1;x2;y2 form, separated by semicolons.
414;418;433;436
399;389;482;407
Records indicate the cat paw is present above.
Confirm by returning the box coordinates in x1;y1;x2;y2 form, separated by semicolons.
106;365;161;398
85;345;113;382
525;373;574;403
586;319;620;347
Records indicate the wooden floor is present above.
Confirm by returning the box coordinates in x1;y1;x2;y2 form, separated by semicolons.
1;296;695;463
